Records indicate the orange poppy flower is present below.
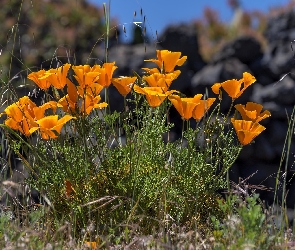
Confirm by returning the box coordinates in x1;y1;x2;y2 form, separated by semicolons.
27;69;51;90
192;98;216;121
3;96;63;137
65;180;76;198
58;79;107;115
212;72;256;99
72;65;101;88
81;94;108;115
39;63;71;89
84;241;97;249
133;85;177;108
231;118;266;145
143;70;180;91
4;100;31;123
29;115;76;139
168;94;203;120
77;83;104;98
96;62;118;87
33;101;60;120
111;76;137;96
142;67;161;74
145;50;187;73
234;102;271;123
58;95;77;114
3;96;39;135
58;79;78;114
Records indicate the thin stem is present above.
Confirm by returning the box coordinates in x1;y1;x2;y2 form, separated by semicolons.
225;99;235;122
118;114;122;146
103;1;110;64
181;119;185;147
103;1;110;110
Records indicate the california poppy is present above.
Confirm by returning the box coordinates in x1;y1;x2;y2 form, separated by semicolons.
77;83;104;98
58;79;78;114
145;50;187;73
33;101;59;120
111;76;137;96
65;180;76;198
29;115;76;139
81;94;108;115
84;241;97;249
168;94;203;120
3;96;39;136
231;118;265;145
94;62;118;88
212;72;256;99
72;65;101;88
192;98;216;121
143;70;180;91
39;63;71;89
234;102;271;123
28;70;51;90
142;67;161;74
133;85;177;108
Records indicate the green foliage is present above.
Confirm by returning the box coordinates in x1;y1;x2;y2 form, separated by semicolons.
11;89;243;240
212;193;279;249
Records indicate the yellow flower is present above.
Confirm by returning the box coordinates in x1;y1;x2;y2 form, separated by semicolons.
81;94;108;115
4;96;38;136
72;65;101;88
3;96;60;136
143;70;180;91
33;101;59;120
58;79;107;115
77;83;104;98
96;62;118;87
27;70;51;90
145;50;187;73
133;85;177;108
58;79;78;114
168;94;203;120
142;67;161;74
212;72;256;99
234;102;271;123
39;63;71;89
65;180;76;198
111;76;137;96
231;118;265;145
29;115;76;140
192;98;216;121
84;241;97;249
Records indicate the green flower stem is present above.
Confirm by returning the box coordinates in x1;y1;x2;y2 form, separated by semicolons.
181;118;185;146
225;99;234;122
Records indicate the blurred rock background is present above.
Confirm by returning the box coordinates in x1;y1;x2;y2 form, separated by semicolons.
1;0;295;206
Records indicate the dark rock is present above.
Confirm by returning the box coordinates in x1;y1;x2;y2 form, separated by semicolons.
264;9;295;43
191;58;251;110
252;134;276;162
267;120;288;156
107;43;157;77
191;58;249;91
212;36;263;64
248;57;278;86
251;76;295;106
158;23;206;72
236;160;279;203
261;41;295;78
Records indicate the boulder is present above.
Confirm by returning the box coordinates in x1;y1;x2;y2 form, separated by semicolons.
212;36;263;64
158;23;205;72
